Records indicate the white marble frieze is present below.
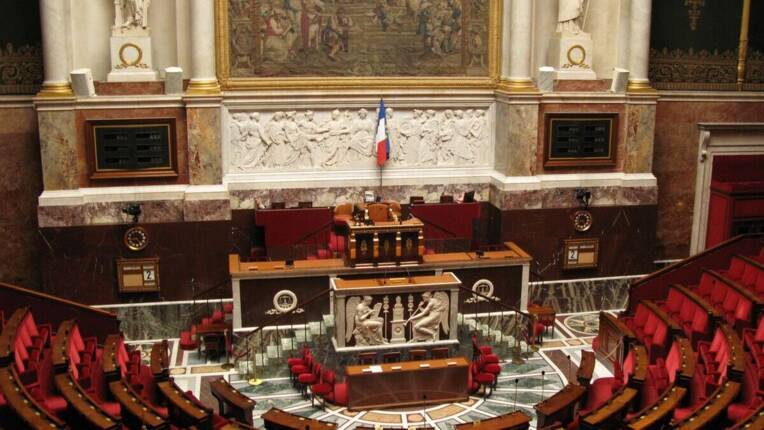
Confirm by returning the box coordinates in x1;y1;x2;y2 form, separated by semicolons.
225;107;493;173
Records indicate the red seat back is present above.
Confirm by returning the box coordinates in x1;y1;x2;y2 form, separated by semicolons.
679;299;695;322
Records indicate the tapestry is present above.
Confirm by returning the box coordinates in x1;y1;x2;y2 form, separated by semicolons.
226;0;490;77
0;0;42;94
648;0;745;90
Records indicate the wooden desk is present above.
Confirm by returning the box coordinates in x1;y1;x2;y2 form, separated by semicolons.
197;322;232;360
151;340;170;381
720;324;746;379
728;402;764;430
629;345;648;388
673;337;695;385
0;366;66;429
673;381;741;429
158;379;212;430
580;387;637;430
54;372;120;429
0;307;28;365
102;334;121;380
534;383;587;428
346;217;425;266
345;357;470;410
261;408;337;430
51;319;76;371
576;350;595;386
108;379;168;429
627;386;686;430
210;378;256;426
454;411;531;430
596;312;636;372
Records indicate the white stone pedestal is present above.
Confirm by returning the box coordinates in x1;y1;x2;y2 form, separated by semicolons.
107;31;158;82
549;31;597;80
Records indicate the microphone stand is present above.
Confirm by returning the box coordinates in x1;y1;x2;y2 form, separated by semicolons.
541;370;545;401
514;378;519;412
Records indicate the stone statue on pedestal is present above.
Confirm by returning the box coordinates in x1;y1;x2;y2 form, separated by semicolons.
549;0;595;80
406;292;450;342
108;0;158;81
556;0;585;34
114;0;151;30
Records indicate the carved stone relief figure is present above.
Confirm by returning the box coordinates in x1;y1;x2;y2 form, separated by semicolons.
346;296;388;346
227;107;489;172
406;291;450;342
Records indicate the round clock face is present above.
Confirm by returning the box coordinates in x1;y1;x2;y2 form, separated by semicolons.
573;210;593;232
124;226;149;251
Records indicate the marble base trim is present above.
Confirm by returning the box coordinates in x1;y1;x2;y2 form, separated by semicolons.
38;185;231;227
529;276;635;314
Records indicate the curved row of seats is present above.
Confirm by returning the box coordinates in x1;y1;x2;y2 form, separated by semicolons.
0;306;255;429
586;244;764;429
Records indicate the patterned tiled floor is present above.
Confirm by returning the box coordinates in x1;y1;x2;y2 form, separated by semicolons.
152;310;615;430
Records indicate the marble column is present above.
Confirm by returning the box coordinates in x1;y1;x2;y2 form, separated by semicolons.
500;0;537;92
627;0;655;92
38;0;73;97
187;0;220;94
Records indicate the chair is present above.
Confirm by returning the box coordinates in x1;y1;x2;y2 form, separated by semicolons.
409;349;427;361
367;203;390;223
333;203;354;227
297;363;320;398
430;347;449;359
270;201;286;209
440;195;454;203
358;352;377;365
179;325;198;351
471;362;495;397
382;352;401;363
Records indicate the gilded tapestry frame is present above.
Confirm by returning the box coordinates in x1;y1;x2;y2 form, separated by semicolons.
215;0;502;90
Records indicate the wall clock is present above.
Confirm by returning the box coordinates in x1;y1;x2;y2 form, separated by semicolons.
123;226;149;251
573;210;593;232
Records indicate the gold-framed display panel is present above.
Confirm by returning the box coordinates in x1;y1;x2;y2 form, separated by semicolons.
544;113;618;168
116;257;160;293
87;118;178;181
562;238;599;270
215;0;502;90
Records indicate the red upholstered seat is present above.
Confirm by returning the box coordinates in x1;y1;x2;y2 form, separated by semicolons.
582;377;617;414
727;365;763;422
179;325;198;351
696;274;715;298
223;302;234;314
211;310;224;323
664;288;684;316
332;383;348;406
710;282;727;306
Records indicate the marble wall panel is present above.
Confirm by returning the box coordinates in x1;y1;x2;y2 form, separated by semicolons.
74;107;189;187
529;277;635;314
0;106;42;288
653;100;764;259
189;107;222;185
38;110;78;190
183;199;231;222
230;183;490;210
536;103;628;174
624;102;656;173
38;198;232;227
501;103;539;177
489;185;658;211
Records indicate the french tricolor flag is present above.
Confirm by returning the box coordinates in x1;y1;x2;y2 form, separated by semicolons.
375;99;390;167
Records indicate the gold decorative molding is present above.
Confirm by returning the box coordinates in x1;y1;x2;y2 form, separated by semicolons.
496;78;540;94
737;0;751;90
215;0;502;91
186;78;221;95
626;80;657;94
37;82;74;98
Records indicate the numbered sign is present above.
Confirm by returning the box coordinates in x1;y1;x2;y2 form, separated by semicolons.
117;257;160;293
